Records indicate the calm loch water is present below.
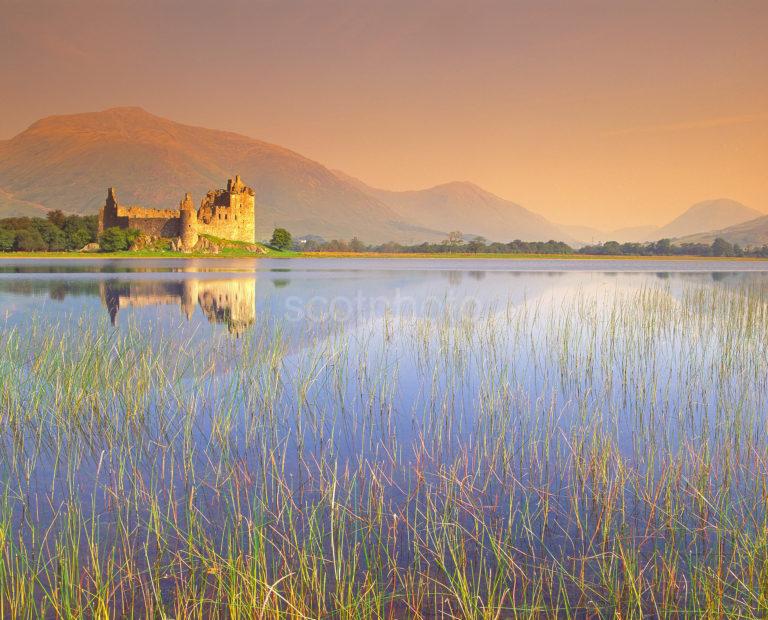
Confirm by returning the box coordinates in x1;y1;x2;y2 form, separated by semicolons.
3;257;768;334
2;257;768;615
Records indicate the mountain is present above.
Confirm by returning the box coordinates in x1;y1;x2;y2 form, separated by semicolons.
0;186;52;218
655;199;763;240
564;200;762;245
0;107;445;243
676;215;768;247
333;171;573;243
612;225;661;243
562;224;659;244
560;224;604;244
0;107;574;244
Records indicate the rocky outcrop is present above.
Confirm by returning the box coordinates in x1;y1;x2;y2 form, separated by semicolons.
170;236;220;254
129;234;161;251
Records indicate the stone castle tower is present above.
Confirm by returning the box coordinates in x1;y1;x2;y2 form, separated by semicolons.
196;175;255;243
178;193;198;250
98;175;256;250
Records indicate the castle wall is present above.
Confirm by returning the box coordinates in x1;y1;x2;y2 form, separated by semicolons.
117;206;180;219
124;216;181;238
99;203;181;238
196;209;254;244
99;206;128;232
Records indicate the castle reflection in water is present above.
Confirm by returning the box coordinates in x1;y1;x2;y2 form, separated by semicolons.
99;278;256;335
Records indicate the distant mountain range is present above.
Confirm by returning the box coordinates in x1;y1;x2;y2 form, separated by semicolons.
656;199;763;240
563;199;763;245
561;224;659;244
332;170;573;243
677;215;768;246
0;107;762;245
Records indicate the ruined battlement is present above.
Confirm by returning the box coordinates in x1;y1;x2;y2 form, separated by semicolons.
98;176;256;250
115;206;181;219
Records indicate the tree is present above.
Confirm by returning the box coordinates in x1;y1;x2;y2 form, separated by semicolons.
349;237;365;252
83;215;99;242
0;229;14;251
46;210;67;228
66;227;92;250
466;236;487;253
44;226;68;251
270;228;292;250
99;227;140;252
711;237;733;257
14;229;47;251
446;231;464;247
62;215;96;249
30;219;68;251
653;238;673;255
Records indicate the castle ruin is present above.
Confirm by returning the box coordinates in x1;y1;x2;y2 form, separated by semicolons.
98;175;256;250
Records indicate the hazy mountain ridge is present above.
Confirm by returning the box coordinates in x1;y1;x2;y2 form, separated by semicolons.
565;199;763;245
656;199;762;240
333;171;574;243
676;215;768;247
562;224;660;244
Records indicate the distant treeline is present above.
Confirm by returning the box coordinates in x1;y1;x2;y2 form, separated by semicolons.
0;211;98;251
577;238;768;257
301;237;573;254
0;214;765;259
301;236;768;257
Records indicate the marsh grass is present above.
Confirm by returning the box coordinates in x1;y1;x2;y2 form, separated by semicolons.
2;281;768;617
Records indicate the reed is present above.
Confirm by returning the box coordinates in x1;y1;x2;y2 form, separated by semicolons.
1;280;768;617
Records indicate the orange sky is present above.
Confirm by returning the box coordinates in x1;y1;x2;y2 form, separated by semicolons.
1;0;766;229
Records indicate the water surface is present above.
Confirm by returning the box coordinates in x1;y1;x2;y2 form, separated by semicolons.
2;258;768;615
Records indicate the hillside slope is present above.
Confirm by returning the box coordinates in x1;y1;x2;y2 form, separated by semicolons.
0;107;442;242
656;199;763;239
564;199;762;245
334;171;572;243
677;215;768;247
563;224;660;244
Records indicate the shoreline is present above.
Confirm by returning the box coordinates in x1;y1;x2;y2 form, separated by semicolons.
0;251;766;261
302;252;768;261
